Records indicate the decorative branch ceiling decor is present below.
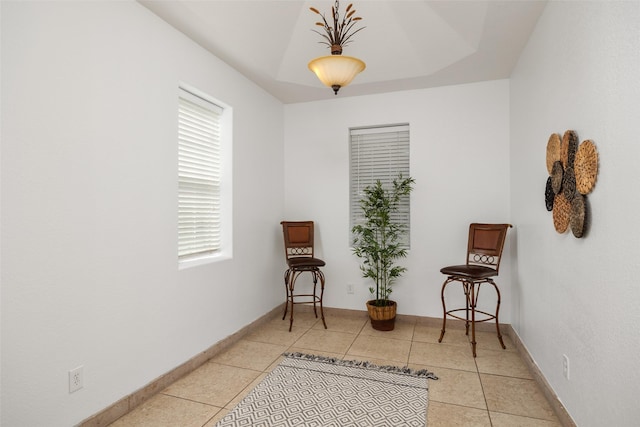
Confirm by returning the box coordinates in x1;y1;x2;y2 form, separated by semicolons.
308;1;366;95
544;130;599;238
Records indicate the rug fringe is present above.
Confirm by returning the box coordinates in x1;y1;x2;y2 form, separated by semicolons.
283;352;438;380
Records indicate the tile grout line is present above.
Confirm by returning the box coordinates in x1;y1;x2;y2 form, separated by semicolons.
341;319;362;361
474;355;495;427
406;319;418;367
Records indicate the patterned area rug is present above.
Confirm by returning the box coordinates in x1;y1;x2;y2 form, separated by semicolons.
215;352;438;427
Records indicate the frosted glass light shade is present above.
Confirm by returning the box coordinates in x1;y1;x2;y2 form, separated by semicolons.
308;55;366;94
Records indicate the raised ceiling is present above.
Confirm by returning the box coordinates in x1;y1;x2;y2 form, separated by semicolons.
140;0;547;104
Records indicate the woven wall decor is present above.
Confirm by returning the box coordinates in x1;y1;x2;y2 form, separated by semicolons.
552;193;571;233
551;161;564;194
545;177;554;211
561;130;578;169
544;130;598;238
570;194;586;238
562;167;576;201
574;139;598;194
546;133;561;174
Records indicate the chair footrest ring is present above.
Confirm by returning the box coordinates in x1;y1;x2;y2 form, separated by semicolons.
445;308;497;323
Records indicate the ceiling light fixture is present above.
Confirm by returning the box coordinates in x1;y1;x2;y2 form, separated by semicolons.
308;1;366;95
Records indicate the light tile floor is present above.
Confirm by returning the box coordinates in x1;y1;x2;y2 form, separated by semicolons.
109;308;562;427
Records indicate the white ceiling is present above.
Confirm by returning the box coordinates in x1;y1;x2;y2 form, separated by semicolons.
140;0;547;104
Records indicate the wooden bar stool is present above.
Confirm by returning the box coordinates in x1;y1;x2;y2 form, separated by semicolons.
438;223;512;357
280;221;327;332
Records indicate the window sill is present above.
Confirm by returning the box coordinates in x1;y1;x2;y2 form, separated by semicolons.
178;251;231;270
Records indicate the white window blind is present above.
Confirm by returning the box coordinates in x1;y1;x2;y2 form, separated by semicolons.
178;88;223;260
350;124;411;246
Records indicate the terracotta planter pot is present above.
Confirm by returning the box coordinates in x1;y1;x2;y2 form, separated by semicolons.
366;300;397;331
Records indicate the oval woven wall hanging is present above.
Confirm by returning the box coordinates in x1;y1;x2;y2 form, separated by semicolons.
570;193;586;238
544;130;598;238
545;177;554;211
546;133;562;174
574;139;598;195
562;166;576;201
561;130;579;169
552;193;571;233
551;161;564;194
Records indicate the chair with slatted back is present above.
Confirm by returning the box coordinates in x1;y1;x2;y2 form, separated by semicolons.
280;221;327;332
438;223;512;357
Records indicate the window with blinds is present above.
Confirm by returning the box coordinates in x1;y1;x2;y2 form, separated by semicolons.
349;124;411;247
178;88;223;261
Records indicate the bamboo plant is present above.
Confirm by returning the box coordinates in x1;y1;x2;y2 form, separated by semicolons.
352;174;415;307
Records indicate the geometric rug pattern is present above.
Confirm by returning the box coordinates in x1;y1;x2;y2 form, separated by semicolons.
215;352;438;427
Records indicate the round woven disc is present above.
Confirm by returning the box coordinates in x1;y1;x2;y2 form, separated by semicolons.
551;161;564;194
575;139;598;194
545;177;554;211
570;193;586;238
546;133;562;174
561;130;579;168
562;167;576;201
553;193;571;233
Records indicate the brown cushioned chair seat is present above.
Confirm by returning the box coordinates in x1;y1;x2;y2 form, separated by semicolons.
440;264;497;279
287;257;326;268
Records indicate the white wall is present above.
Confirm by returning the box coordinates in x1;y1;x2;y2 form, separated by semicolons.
0;2;284;426
283;81;512;320
510;1;640;426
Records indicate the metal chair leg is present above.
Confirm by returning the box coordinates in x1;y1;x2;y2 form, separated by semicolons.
438;277;450;343
311;272;319;318
285;270;301;332
464;281;471;336
282;269;290;320
490;280;506;349
317;269;327;329
470;283;477;357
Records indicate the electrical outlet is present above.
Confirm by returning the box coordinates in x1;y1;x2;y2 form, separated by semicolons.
562;354;570;380
69;365;84;393
347;283;355;294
